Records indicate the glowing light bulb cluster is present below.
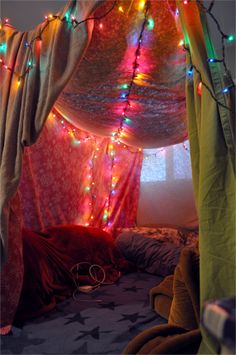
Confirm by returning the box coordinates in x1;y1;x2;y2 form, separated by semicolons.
102;143;117;228
111;0;151;143
48;111;142;229
84;141;100;227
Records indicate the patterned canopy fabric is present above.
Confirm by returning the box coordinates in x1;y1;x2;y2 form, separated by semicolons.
56;0;187;148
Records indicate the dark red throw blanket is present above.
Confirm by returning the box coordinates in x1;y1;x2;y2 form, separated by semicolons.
15;225;131;322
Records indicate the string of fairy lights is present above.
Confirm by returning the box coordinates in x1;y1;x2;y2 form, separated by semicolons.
111;0;151;143
0;1;118;86
1;0;235;227
178;0;235;110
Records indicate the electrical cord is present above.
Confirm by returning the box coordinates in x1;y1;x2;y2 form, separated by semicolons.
70;262;120;300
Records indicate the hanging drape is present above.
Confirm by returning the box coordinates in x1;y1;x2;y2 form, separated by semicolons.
0;0;102;331
177;1;235;354
19;112;142;233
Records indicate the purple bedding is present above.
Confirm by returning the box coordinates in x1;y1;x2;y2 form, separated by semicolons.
115;227;198;277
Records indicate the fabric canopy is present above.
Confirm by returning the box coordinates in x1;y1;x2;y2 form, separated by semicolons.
56;0;187;148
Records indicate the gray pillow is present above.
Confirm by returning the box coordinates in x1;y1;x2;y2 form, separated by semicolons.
115;232;183;277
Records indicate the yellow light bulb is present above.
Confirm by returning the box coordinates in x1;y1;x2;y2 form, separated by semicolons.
138;0;145;11
118;6;124;13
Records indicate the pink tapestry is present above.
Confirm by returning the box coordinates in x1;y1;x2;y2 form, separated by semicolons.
19;111;143;234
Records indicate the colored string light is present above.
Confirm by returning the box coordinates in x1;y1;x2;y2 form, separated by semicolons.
196;0;235;89
147;18;154;30
183;46;232;110
48;110;141;229
179;0;235;109
103;143;117;228
197;81;202;96
187;66;193;76
0;1;117;84
112;0;150;142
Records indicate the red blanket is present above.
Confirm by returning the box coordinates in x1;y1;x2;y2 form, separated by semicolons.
15;225;131;322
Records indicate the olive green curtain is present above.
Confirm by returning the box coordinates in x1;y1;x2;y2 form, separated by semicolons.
177;1;235;354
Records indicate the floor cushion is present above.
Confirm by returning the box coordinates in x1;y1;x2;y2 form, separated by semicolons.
150;275;174;320
168;247;200;330
122;324;201;354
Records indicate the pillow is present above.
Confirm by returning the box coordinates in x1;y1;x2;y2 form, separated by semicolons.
116;226;198;247
115;231;183;277
15;225;131;322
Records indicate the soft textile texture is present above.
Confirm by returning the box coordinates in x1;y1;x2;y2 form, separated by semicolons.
56;0;187;148
168;247;200;330
117;226;198;247
150;275;174;320
15;225;130;322
19;115;142;233
0;0;101;265
123;246;201;354
0;0;103;330
178;1;235;353
122;324;201;355
0;193;23;331
116;231;183;277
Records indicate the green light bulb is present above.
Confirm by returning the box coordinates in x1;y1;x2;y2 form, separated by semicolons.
124;118;131;124
147;18;154;30
0;43;7;53
227;35;234;42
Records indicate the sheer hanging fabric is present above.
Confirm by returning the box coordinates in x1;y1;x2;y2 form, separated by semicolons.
137;142;198;228
19;114;142;233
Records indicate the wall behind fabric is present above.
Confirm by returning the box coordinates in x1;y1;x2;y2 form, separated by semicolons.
0;1;67;32
137;180;198;228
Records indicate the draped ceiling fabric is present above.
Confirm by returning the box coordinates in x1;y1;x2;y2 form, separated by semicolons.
178;1;235;354
56;0;187;148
